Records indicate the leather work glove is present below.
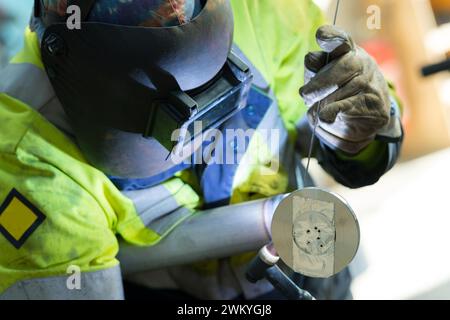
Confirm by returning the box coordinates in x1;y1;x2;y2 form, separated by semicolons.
299;25;392;155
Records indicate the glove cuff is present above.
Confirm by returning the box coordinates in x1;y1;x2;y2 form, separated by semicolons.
308;95;403;155
375;96;403;144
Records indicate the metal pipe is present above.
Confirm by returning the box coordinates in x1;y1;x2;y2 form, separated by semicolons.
118;195;285;275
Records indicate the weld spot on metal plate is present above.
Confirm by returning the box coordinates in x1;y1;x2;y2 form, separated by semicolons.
293;210;335;256
292;196;336;277
271;188;360;279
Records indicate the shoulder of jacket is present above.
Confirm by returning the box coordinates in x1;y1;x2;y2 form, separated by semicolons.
0;93;38;154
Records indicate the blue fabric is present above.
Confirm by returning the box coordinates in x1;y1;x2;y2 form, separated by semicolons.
243;87;273;128
200;86;274;208
109;162;190;191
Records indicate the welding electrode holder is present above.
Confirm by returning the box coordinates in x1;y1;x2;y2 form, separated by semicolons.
246;245;315;300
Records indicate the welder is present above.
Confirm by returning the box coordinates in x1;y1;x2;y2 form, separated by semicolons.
0;0;403;300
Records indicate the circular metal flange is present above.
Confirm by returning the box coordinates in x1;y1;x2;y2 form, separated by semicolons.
271;187;360;278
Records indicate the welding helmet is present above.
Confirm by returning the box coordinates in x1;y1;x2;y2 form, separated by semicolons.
34;0;252;187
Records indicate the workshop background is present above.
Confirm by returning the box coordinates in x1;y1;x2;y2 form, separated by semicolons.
1;0;450;300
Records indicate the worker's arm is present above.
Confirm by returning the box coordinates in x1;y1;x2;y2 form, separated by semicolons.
317;82;403;188
297;84;403;188
316;127;403;189
0;94;126;299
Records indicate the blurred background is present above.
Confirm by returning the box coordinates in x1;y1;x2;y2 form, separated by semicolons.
0;0;33;66
1;0;450;300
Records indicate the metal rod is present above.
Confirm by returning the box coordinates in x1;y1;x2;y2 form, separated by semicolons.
303;0;341;181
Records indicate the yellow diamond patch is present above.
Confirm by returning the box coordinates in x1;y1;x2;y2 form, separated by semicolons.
0;189;46;249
